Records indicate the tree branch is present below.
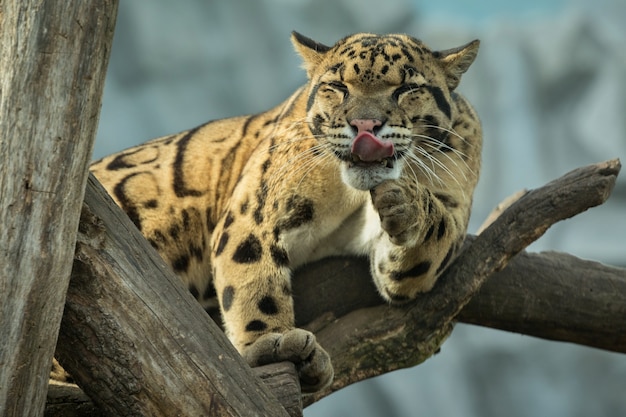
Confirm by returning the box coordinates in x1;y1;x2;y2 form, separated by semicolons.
49;159;622;415
300;158;622;404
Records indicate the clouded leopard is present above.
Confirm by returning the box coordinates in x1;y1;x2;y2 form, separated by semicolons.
90;31;482;392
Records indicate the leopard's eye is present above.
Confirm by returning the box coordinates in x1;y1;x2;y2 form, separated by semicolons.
392;83;421;102
323;81;349;98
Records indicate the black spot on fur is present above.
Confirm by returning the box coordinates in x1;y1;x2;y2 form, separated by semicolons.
172;255;190;272
240;199;249;214
190;245;203;261
424;224;435;242
258;296;279;315
169;224;180;240
144;199;158;209
232;234;262;264
436;247;455;275
173;126;205;198
206;207;215;234
437;219;447;240
113;173;143;231
245;320;268;332
203;284;217;300
435;193;459;209
215;232;229;256
277;195;315;231
188;284;200;299
270;244;289;266
222;286;235;311
223;212;235;229
391;261;431;281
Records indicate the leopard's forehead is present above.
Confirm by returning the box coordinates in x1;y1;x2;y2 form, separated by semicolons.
323;33;435;86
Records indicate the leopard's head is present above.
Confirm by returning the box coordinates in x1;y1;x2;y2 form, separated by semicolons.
292;31;479;190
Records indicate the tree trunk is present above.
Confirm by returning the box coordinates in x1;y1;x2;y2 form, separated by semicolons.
0;2;117;416
55;175;293;416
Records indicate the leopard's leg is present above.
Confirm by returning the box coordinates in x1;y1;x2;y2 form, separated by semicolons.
368;178;470;302
210;212;333;393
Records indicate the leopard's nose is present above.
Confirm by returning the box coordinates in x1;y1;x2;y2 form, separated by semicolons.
349;118;383;135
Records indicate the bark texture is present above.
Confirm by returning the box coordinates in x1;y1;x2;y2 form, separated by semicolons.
0;2;117;416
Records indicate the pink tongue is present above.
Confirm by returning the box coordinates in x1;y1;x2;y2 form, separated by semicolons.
351;132;395;162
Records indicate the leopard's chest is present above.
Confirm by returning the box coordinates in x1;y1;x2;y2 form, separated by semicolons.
280;195;381;267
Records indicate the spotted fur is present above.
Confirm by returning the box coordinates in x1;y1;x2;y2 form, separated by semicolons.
90;32;482;392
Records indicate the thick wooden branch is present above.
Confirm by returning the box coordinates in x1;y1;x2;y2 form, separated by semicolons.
49;159;622;415
0;2;117;415
55;175;295;416
300;158;622;404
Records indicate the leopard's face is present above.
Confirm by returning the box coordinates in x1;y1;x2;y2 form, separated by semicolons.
301;33;461;190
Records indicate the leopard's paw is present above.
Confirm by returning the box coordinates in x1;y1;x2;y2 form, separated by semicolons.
371;180;419;246
242;328;333;393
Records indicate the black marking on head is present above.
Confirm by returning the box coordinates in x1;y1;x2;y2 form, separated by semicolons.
188;284;200;299
215;232;229;256
437;219;447;240
113;173;143;231
424;86;451;119
391;261;431;281
307;83;322;112
435;193;459;209
245;320;268;332
222;286;235;311
173;255;190;272
173;126;205;198
270;244;289;267
143;199;158;209
257;296;279;315
232;234;262;264
241;114;259;137
311;114;324;136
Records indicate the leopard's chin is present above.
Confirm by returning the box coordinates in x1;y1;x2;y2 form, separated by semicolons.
340;160;401;190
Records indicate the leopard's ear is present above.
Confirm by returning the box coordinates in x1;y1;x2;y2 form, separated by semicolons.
291;31;330;78
434;39;480;90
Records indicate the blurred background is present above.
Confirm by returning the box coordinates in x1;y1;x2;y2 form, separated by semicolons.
93;1;626;415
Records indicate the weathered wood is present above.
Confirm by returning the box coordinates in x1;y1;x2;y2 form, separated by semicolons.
0;2;117;416
46;364;301;417
55;175;292;416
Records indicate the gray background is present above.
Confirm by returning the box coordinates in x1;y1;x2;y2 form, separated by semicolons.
94;1;626;416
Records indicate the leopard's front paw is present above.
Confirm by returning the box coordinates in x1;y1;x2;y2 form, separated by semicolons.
371;180;419;246
242;329;333;393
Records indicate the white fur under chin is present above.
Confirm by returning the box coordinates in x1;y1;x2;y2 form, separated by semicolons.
340;161;402;190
